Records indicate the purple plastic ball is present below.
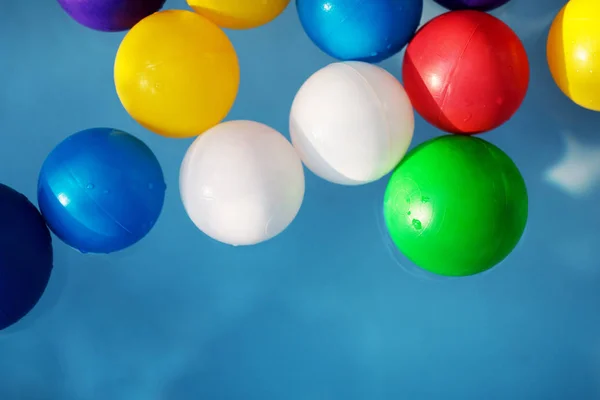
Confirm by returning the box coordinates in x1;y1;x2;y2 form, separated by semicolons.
433;0;510;11
57;0;166;32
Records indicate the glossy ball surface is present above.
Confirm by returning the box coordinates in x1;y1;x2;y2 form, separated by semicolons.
296;0;423;63
0;184;53;330
57;0;166;32
180;120;305;246
38;128;166;254
383;135;528;276
114;10;240;138
434;0;510;11
402;10;529;134
187;0;290;29
290;61;414;185
547;0;600;111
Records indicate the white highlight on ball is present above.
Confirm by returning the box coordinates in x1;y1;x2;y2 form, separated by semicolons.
179;120;305;246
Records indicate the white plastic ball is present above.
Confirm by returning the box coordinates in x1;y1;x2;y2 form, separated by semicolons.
290;61;414;185
179;120;305;246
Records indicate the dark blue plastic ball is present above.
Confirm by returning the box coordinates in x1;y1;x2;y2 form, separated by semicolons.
434;0;510;11
38;128;166;254
0;184;53;330
296;0;423;63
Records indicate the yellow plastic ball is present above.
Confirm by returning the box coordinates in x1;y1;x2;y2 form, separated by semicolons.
114;10;240;138
187;0;290;30
547;0;600;111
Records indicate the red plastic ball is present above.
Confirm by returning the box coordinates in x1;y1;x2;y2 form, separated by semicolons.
402;11;529;135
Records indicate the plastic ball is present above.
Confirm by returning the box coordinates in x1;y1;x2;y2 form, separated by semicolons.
57;0;166;32
290;61;414;185
296;0;423;63
383;135;528;277
0;184;53;330
433;0;510;11
180;120;305;246
114;10;240;138
187;0;290;29
547;0;600;112
402;10;529;134
38;128;166;254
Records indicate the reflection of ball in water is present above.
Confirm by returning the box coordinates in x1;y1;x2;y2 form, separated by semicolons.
547;0;600;111
402;10;529;134
433;0;510;11
38;128;166;254
179;121;305;246
383;135;528;277
0;184;53;330
296;0;423;63
187;0;290;29
114;10;240;138
290;61;414;185
57;0;166;32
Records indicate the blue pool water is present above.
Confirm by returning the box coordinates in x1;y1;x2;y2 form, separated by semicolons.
1;0;599;398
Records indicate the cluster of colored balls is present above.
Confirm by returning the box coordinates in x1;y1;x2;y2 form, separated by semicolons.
0;126;167;331
547;0;600;112
49;0;532;280
290;60;529;277
56;0;290;32
51;1;296;250
51;0;532;280
2;0;562;331
391;8;528;277
293;1;530;276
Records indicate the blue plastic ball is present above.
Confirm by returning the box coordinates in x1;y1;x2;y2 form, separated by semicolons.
296;0;423;63
0;184;53;330
38;128;166;254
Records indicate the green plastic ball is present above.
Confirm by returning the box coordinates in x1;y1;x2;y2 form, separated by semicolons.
383;135;528;277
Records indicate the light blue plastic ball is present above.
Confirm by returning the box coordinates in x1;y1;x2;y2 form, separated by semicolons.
296;0;423;63
37;128;166;254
